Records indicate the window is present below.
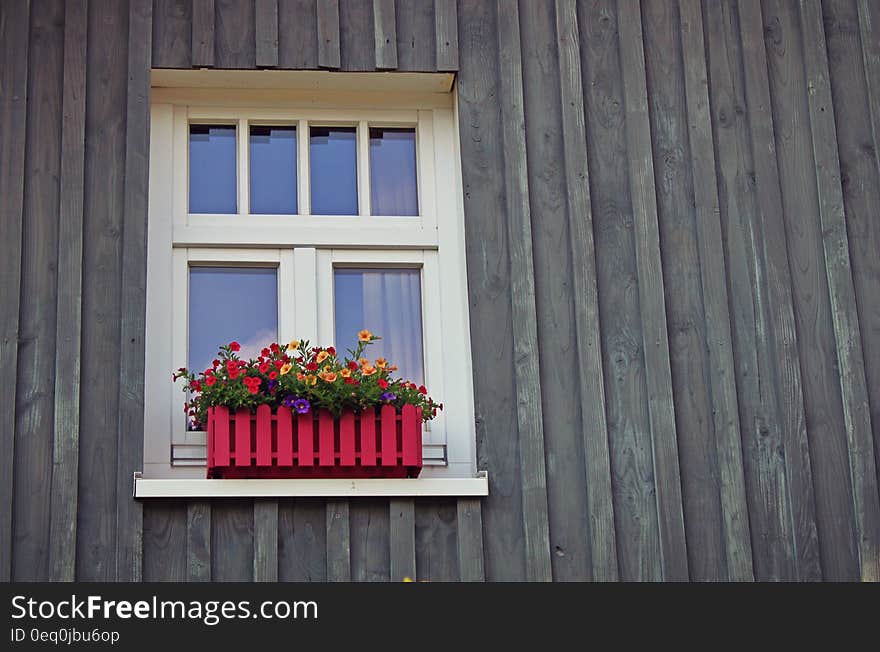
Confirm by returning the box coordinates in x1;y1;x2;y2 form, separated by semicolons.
144;72;478;488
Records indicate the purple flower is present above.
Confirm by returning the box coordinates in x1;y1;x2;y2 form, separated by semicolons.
380;392;397;402
268;379;278;391
292;398;311;414
281;395;295;408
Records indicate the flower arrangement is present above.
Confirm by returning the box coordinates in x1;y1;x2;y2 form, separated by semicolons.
173;330;442;429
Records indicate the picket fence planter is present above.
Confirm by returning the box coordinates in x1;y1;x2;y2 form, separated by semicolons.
206;403;423;479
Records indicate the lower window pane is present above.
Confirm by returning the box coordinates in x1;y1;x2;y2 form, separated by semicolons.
334;268;424;384
189;267;278;377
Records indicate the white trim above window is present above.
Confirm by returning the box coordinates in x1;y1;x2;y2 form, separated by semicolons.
143;74;479;491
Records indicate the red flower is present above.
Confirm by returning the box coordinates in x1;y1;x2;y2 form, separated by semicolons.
418;385;428;395
226;360;237;371
378;378;388;389
229;369;239;380
274;359;284;369
306;362;318;372
270;343;280;353
268;371;278;380
327;347;336;356
191;380;202;392
261;348;271;357
229;341;241;352
212;359;220;368
259;362;270;374
248;385;259;395
348;361;359;371
344;377;358;385
205;375;217;386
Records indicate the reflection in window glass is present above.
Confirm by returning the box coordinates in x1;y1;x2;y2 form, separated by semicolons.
250;126;297;214
189;125;237;214
188;267;278;377
370;128;418;216
334;268;423;383
310;127;357;215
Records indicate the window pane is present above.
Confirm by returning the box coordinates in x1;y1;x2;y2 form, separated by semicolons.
250;126;297;214
334;268;423;383
188;267;278;376
370;128;418;216
310;127;357;215
189;125;237;214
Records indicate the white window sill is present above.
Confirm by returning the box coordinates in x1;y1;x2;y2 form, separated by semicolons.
133;471;488;498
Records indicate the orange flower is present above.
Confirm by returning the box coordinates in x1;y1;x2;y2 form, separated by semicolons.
340;368;351;378
375;358;387;369
316;350;329;364
320;371;338;383
358;329;373;342
296;372;306;381
359;357;370;367
280;363;292;375
288;339;300;351
388;364;398;372
361;365;377;376
305;374;317;386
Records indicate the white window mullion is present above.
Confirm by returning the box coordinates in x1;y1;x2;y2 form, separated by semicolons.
298;119;310;215
170;248;189;446
278;249;296;344
293;247;318;343
357;120;371;218
237;118;249;216
316;249;334;344
422;252;444;447
174;105;188;223
417;110;437;228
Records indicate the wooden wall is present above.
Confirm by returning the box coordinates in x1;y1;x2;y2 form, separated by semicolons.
1;0;878;581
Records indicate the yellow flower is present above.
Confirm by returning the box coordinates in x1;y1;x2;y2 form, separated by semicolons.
358;329;373;342
320;371;338;383
361;365;377;376
280;363;292;375
340;368;351;378
316;350;329;364
288;339;300;351
296;372;306;381
306;374;317;386
359;357;370;367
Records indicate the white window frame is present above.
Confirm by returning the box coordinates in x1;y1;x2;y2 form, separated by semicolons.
142;75;479;492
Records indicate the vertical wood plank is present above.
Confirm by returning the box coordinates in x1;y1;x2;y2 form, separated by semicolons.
186;501;211;581
495;0;552;582
215;0;256;68
278;0;319;69
298;412;314;466
48;0;86;583
211;500;254;581
360;407;376;466
277;406;293;466
350;500;390;581
115;0;152;582
325;500;351;581
317;0;341;69
235;408;251;466
254;500;279;581
340;0;374;71
434;0;458;71
151;0;191;68
143;502;187;581
456;498;485;581
396;0;435;71
381;404;397;466
415;500;459;581
798;0;880;581
319;410;334;466
736;0;821;580
0;0;29;581
255;0;279;67
677;0;753;581
857;0;880;181
389;499;416;581
279;499;327;581
554;0;618;582
374;0;398;69
192;0;215;68
616;0;688;580
340;410;356;466
215;406;230;467
256;404;272;465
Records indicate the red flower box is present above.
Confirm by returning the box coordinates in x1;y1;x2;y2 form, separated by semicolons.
206;404;423;479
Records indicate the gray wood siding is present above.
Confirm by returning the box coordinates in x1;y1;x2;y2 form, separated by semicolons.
1;0;879;582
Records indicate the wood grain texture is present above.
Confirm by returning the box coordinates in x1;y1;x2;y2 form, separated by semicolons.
13;0;63;582
857;0;880;183
143;502;187;581
48;0;85;583
340;0;374;71
192;0;214;67
152;0;191;68
350;499;390;581
211;500;254;581
215;0;256;68
317;0;341;68
455;498;485;581
495;0;553;582
736;0;821;580
677;0;753;581
434;0;458;71
577;0;659;581
396;0;435;71
519;0;590;582
186;502;211;581
325;499;351;581
798;0;880;581
415;500;458;581
279;499;326;581
389;499;416;581
374;0;397;69
457;0;527;580
278;0;319;69
617;0;688;580
254;500;279;581
0;0;29;582
255;0;279;67
555;0;617;582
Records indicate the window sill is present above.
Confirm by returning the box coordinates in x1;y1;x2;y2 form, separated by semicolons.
133;471;488;498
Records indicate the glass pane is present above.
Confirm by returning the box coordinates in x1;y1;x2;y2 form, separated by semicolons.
189;125;237;214
250;126;297;214
310;126;357;215
334;268;423;383
370;128;418;216
188;267;278;377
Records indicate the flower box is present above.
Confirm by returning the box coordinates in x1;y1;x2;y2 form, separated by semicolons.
206;403;423;479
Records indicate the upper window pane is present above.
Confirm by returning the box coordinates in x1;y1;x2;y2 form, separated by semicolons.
310;127;357;215
188;267;278;377
250;126;297;215
334;268;424;384
370;128;418;216
189;125;237;214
